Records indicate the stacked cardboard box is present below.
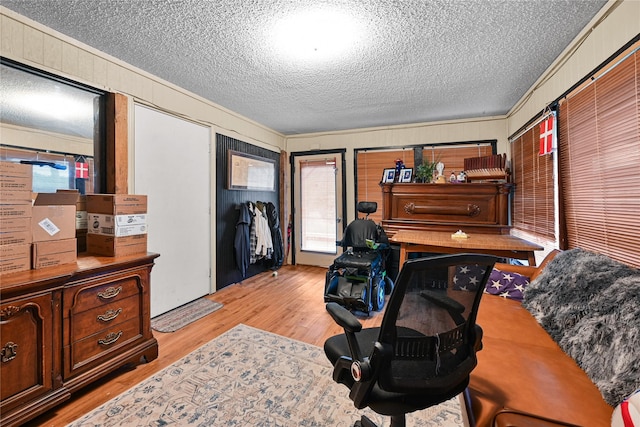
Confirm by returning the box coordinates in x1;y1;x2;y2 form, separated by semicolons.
0;162;33;274
56;190;88;252
31;192;78;269
76;194;88;252
86;194;148;257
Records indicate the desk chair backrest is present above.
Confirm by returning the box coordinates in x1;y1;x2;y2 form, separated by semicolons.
375;254;496;393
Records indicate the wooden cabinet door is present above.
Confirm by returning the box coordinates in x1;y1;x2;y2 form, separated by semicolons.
0;293;56;414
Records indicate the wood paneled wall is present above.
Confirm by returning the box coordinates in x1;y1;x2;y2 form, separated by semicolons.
216;134;281;289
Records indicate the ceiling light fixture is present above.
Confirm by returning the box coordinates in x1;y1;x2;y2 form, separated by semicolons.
271;8;363;63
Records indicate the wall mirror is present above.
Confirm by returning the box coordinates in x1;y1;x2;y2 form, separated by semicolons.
0;58;107;193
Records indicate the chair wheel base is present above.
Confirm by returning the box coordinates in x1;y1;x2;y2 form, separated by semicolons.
355;415;378;427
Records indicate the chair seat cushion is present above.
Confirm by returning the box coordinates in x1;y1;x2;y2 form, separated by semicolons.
334;251;381;269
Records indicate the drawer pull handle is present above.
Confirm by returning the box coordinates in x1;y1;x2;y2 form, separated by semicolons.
98;286;122;300
97;308;122;322
1;342;18;363
98;331;123;346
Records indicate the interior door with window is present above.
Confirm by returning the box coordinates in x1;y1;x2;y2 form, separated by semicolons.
293;153;344;267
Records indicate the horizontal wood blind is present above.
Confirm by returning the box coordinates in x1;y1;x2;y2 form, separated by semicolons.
510;124;555;239
356;150;414;224
422;145;492;178
558;47;640;267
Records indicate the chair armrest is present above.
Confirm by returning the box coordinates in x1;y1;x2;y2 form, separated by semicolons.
493;262;539;278
494;249;560;281
326;302;366;364
326;302;362;333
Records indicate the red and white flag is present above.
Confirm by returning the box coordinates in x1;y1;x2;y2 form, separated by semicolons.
75;162;89;179
539;114;555;156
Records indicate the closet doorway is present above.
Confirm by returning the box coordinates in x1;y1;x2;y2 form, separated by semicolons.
134;105;212;317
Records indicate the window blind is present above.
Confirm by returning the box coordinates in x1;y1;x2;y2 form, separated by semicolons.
510;122;555;240
356;149;414;224
558;46;640;267
422;144;493;178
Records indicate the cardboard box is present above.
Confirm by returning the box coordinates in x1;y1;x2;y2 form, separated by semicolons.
0;217;32;245
0;243;31;275
86;233;147;257
76;195;87;230
32;192;78;242
32;238;77;269
87;213;148;236
76;210;88;230
0;162;32;191
86;194;147;215
0;190;33;204
0;203;32;218
56;190;87;230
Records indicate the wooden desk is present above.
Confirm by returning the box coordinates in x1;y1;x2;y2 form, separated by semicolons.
391;230;543;267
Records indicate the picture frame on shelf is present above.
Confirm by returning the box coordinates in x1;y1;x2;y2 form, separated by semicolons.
399;168;413;183
382;168;396;183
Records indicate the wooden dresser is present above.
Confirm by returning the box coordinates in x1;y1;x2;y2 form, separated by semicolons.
380;182;513;237
0;253;159;427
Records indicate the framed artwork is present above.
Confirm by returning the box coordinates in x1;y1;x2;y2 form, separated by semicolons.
227;150;276;191
399;168;413;183
382;168;396;183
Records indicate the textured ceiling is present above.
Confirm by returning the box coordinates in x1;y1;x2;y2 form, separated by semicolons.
2;0;608;135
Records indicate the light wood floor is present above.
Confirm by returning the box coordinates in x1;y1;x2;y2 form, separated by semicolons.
25;264;385;426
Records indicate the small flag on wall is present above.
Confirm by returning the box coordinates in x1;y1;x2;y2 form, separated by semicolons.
75;161;89;179
539;114;555;156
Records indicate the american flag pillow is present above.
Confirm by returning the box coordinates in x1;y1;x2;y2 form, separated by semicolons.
453;265;530;302
485;268;530;301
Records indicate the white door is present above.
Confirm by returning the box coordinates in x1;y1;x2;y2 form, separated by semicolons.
133;105;211;317
293;153;344;267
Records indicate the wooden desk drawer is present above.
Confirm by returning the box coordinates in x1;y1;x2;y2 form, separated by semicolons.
68;317;142;370
70;294;140;341
65;275;140;315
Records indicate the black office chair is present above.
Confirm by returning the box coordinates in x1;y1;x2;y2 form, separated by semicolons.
324;253;497;427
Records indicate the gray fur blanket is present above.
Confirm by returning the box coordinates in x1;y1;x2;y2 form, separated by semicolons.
522;248;640;406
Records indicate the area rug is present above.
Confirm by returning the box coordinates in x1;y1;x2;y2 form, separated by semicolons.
67;324;466;427
151;298;223;333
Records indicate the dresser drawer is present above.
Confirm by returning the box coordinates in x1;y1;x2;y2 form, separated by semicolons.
68;317;142;370
70;294;140;341
64;275;141;315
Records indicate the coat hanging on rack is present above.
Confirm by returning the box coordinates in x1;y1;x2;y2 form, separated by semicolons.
265;202;284;269
250;202;273;263
234;202;252;278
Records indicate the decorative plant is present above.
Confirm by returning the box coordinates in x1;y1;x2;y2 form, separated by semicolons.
415;160;438;183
